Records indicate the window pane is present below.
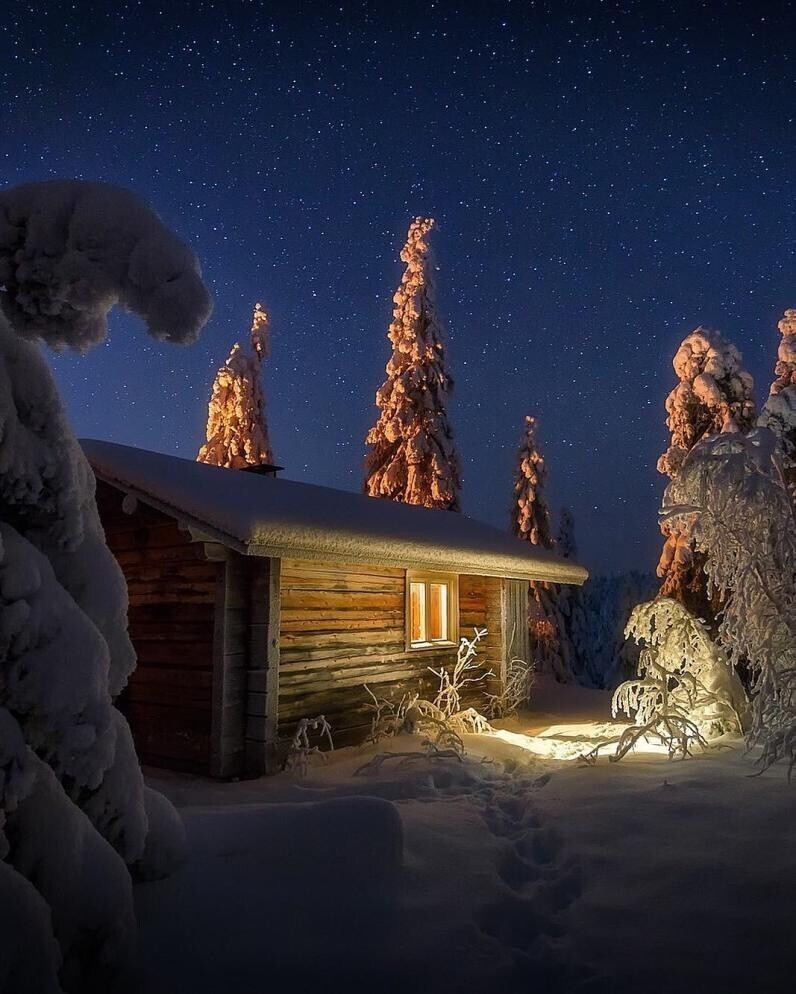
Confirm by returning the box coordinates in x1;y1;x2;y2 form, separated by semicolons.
410;582;427;643
429;583;448;641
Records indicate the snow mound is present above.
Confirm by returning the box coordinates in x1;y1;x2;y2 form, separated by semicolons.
0;861;63;994
134;786;187;881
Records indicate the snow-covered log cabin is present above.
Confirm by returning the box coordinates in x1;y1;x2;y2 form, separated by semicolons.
82;440;588;777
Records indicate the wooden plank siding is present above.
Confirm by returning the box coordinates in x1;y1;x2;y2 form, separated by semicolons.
278;559;503;746
96;480;221;773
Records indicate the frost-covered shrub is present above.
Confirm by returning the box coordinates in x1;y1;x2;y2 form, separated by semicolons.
662;429;796;776
283;715;334;777
363;628;493;759
0;179;212;990
486;655;534;719
588;598;747;764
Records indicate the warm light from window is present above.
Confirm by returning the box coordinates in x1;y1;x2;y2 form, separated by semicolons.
407;573;457;648
410;581;426;643
429;582;447;641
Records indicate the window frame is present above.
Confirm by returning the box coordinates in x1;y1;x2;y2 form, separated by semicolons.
405;570;459;651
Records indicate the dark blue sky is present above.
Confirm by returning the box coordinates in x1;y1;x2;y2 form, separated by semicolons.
4;0;794;573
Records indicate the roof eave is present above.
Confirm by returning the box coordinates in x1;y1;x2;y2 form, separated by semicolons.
92;469;589;586
93;470;249;555
246;539;588;585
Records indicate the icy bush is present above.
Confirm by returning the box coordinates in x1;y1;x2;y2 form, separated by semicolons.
486;655;533;719
283;715;334;777
0;179;212;989
662;429;796;776
587;598;747;764
364;628;493;759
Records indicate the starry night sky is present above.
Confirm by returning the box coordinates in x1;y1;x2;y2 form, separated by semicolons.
4;0;795;573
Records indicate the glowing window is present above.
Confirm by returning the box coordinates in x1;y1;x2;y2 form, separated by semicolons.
407;572;458;649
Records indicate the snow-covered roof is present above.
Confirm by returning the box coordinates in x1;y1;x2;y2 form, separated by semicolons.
82;440;588;585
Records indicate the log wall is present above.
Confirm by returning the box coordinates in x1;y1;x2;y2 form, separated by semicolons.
96;480;221;773
278;558;503;744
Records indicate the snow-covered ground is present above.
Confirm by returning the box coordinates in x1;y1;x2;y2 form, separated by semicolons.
134;683;795;994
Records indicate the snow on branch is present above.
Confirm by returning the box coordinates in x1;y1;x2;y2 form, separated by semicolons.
662;428;796;777
586;598;747;764
0;180;208;986
283;715;334;777
486;654;533;719
362;628;493;761
0;179;212;351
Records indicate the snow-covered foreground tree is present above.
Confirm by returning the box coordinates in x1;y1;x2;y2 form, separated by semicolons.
599;598;748;762
0;180;211;991
197;302;275;468
657;328;756;618
662;429;796;776
759;308;796;497
510;416;574;682
364;217;461;510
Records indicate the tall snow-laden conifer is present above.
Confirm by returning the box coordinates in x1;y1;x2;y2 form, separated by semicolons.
197;302;275;469
364;218;461;510
657;327;756;617
510;416;554;547
510;417;574;682
759;308;796;496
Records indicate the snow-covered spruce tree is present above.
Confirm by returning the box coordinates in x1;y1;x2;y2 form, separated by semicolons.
511;416;555;548
662;429;796;776
0;180;212;991
575;571;659;688
555;507;591;684
364;217;461;510
657;327;756;618
510;416;573;682
197;301;275;468
759;308;796;497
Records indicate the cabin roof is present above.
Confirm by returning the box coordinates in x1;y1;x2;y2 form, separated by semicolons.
82;439;588;585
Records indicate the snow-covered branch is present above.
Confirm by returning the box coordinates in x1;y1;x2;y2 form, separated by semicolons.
662;429;796;776
0;179;212;351
0;180;210;989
